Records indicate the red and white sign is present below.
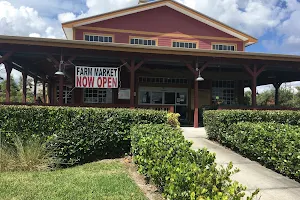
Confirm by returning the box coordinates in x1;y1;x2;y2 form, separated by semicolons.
75;66;118;88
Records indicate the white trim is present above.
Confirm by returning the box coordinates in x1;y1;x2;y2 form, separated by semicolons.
64;1;253;43
64;28;73;40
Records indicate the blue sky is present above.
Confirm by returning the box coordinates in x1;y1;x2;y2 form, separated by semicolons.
1;0;300;91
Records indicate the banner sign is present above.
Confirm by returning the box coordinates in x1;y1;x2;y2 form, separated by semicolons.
75;66;118;88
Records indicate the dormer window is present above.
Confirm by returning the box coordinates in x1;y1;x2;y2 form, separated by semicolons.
84;34;113;43
172;41;197;49
212;44;236;51
130;37;157;46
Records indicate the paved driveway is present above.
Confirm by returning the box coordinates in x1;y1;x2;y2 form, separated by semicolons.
182;127;300;200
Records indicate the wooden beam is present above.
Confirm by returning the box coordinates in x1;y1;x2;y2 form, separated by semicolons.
42;79;46;103
185;63;197;76
194;78;199;128
34;78;37;102
243;65;254;77
4;63;12;103
134;60;144;71
256;65;266;76
46;54;59;67
59;76;64;105
200;62;210;72
0;52;13;64
120;59;131;70
22;71;27;103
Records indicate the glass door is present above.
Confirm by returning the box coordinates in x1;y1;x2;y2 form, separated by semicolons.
138;87;188;120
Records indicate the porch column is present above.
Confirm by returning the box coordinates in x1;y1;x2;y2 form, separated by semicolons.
244;65;266;107
47;81;51;104
59;75;64;105
273;82;282;106
4;63;12;103
42;80;46;103
33;78;37;102
194;73;199;128
130;69;135;108
22;71;27;104
186;62;209;128
121;59;144;109
251;71;257;107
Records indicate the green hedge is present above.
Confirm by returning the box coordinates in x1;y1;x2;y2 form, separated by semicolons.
0;106;167;165
203;110;300;141
131;124;258;200
227;122;300;181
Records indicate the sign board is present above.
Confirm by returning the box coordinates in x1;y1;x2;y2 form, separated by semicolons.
118;88;130;100
75;66;118;88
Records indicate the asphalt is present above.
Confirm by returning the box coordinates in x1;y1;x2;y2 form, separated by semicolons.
182;127;300;200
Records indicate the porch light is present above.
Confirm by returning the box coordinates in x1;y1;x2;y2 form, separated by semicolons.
196;68;204;81
55;60;65;76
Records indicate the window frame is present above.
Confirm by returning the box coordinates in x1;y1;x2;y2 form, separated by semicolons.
83;88;113;104
83;33;114;43
211;43;237;51
171;40;198;49
129;36;158;46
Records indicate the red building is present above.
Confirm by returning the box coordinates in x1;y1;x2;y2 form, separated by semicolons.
1;0;300;127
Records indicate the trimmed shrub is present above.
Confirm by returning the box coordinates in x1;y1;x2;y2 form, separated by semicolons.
167;112;180;128
227;122;300;181
131;124;259;200
203;110;300;141
0;106;167;165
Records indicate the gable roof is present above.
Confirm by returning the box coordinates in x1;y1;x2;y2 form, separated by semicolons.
62;0;257;46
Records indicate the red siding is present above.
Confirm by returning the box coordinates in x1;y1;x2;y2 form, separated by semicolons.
75;6;245;51
75;29;244;51
85;6;235;38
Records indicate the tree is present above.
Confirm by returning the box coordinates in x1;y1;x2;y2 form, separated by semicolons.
18;76;35;103
243;91;251;106
0;76;22;102
255;86;295;107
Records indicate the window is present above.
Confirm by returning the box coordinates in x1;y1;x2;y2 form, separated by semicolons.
212;44;235;51
83;89;112;103
130;38;156;46
172;41;197;49
84;34;113;43
212;80;236;105
56;85;73;104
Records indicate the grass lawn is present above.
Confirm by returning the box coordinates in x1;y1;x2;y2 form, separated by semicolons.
0;160;147;200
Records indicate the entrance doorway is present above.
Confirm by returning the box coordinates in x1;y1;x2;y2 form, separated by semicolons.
138;87;188;120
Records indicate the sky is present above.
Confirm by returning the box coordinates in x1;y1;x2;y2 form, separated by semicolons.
1;0;300;92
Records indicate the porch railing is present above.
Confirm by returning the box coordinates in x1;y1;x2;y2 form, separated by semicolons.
0;102;174;112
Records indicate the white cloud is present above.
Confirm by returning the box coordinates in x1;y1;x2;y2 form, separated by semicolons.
29;33;41;37
0;1;64;38
58;12;77;23
58;0;137;21
177;0;289;38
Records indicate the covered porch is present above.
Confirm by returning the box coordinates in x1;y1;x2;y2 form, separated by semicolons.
1;35;300;127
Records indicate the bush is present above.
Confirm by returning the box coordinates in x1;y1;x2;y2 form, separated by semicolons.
167;113;180;128
0;135;54;171
131;124;258;200
0;106;167;166
203;110;300;141
227;122;300;181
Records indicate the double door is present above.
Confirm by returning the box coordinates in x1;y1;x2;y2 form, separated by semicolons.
139;87;188;120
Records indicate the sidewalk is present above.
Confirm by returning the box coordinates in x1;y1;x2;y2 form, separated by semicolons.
182;127;300;200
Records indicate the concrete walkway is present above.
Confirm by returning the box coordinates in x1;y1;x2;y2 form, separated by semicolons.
182;127;300;200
